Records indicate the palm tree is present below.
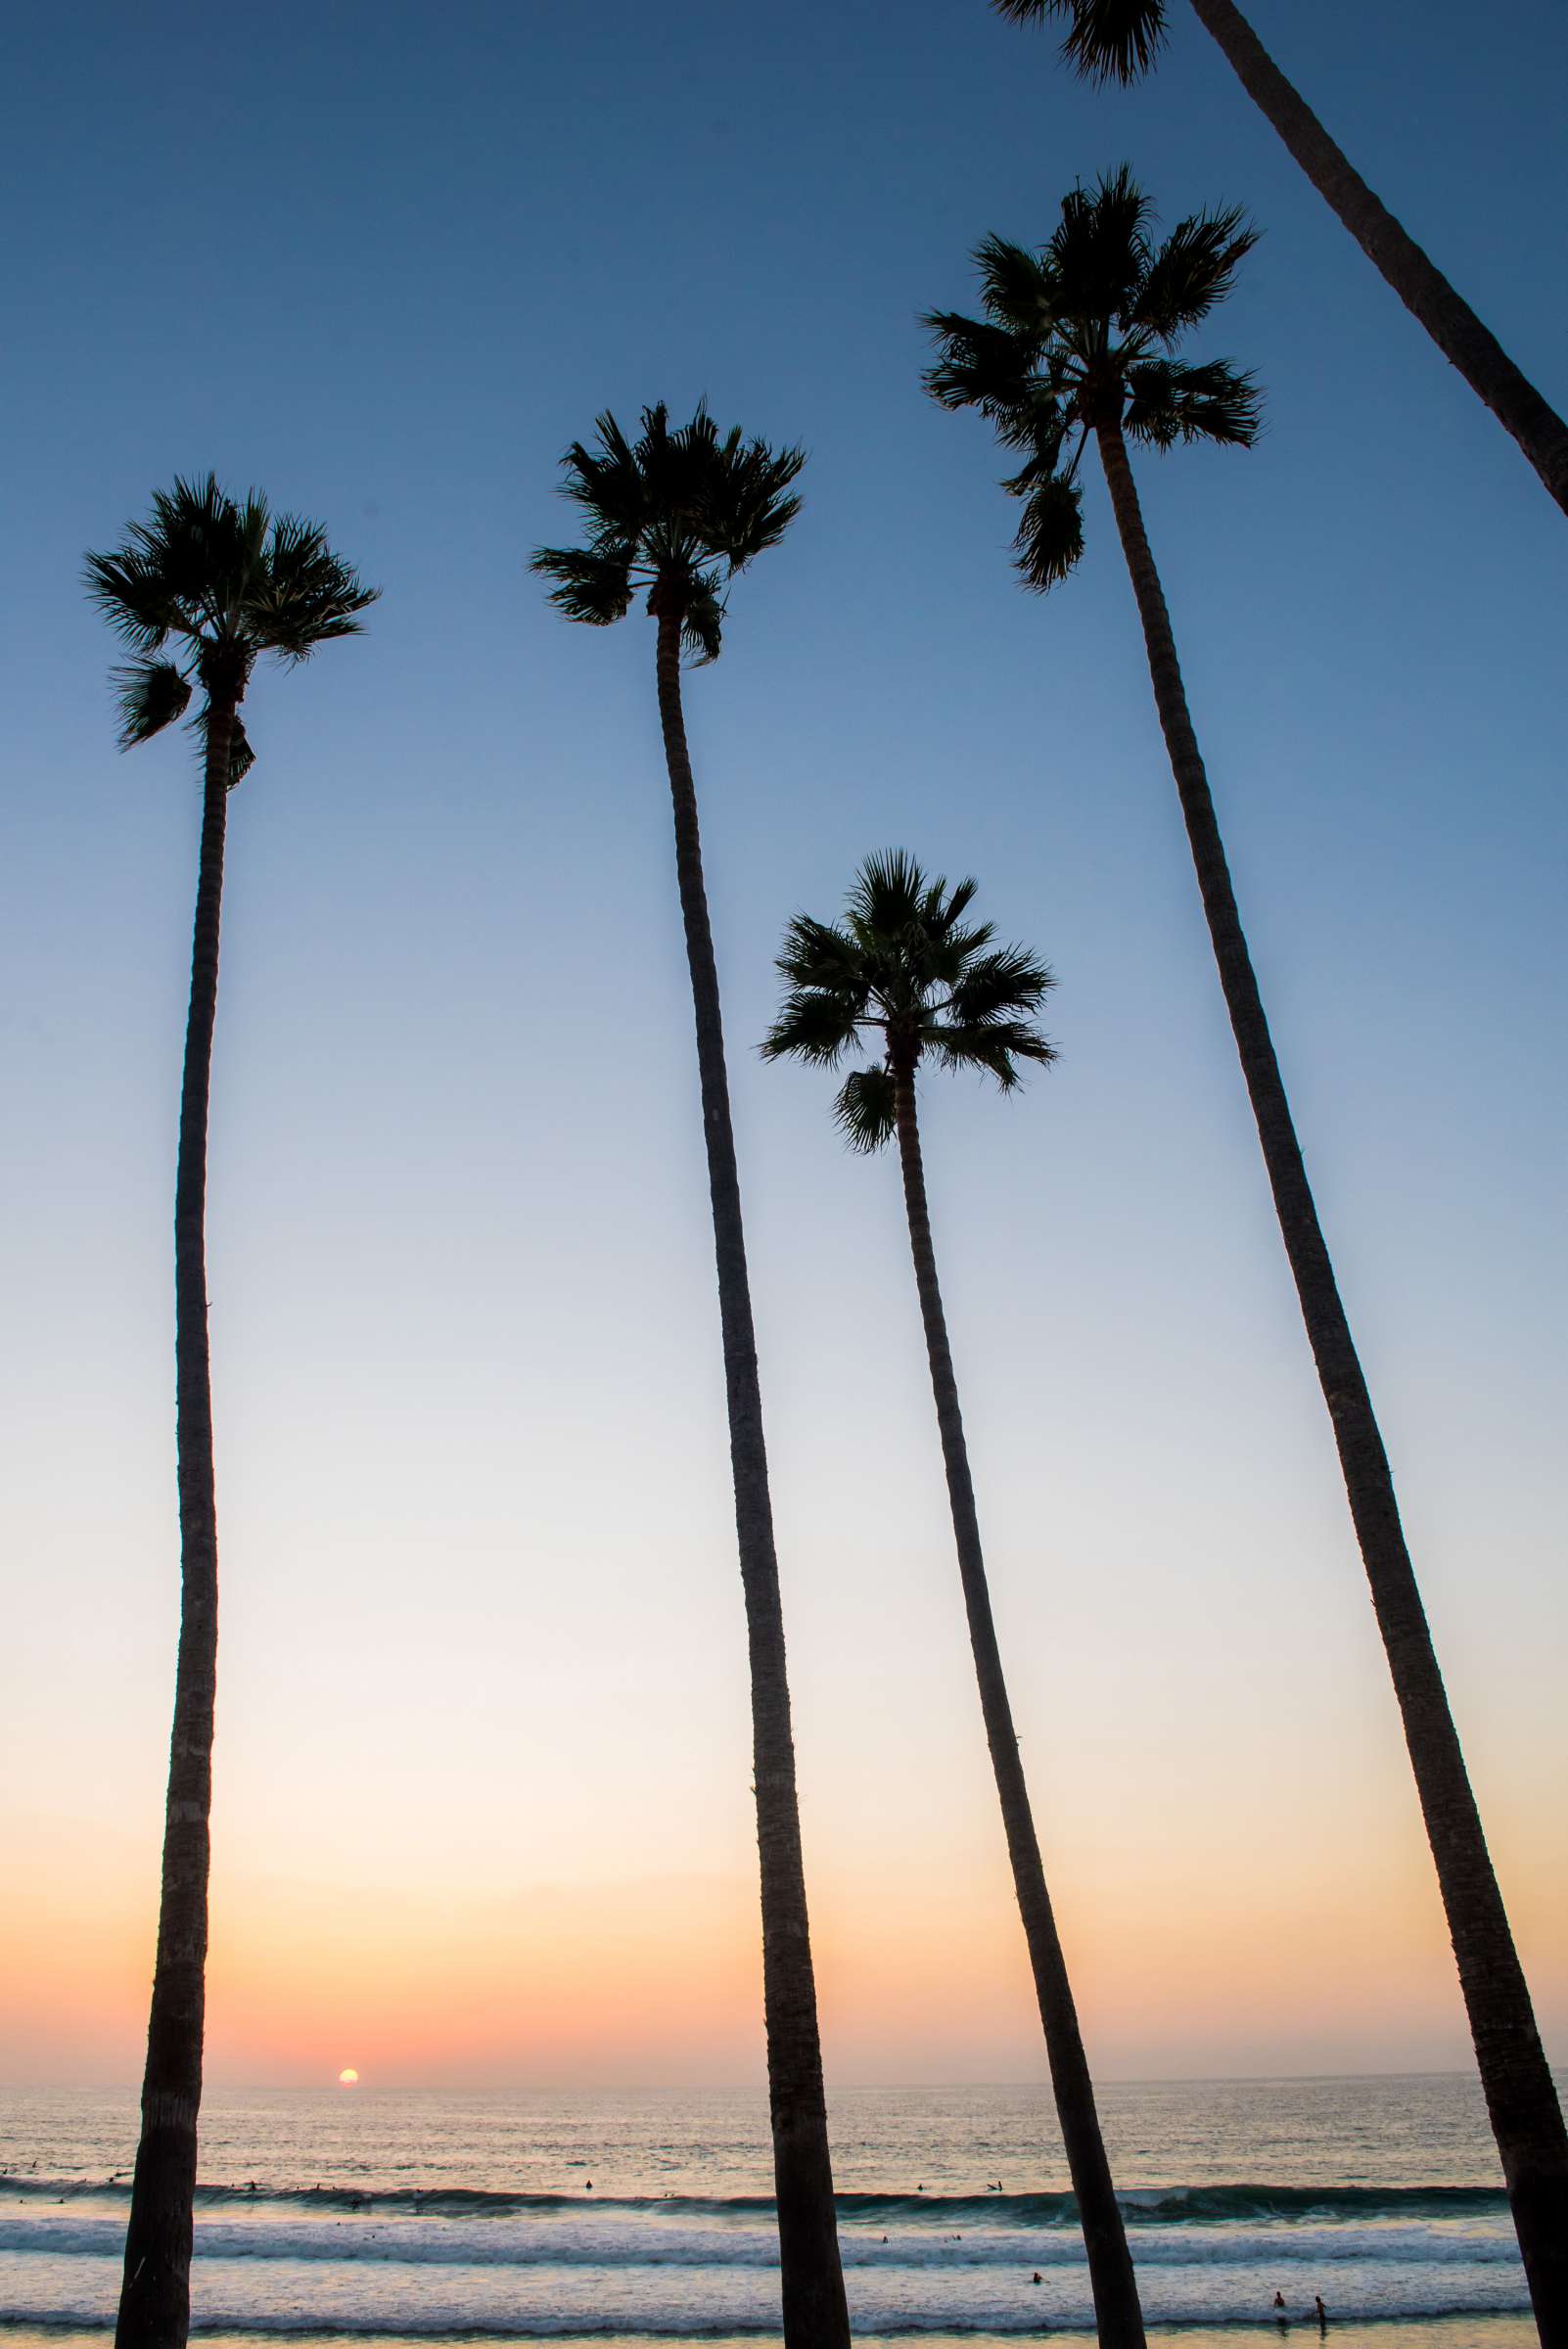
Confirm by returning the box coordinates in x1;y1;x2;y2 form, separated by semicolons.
925;173;1568;2347
992;0;1568;520
84;475;376;2349
762;851;1147;2349
530;405;851;2349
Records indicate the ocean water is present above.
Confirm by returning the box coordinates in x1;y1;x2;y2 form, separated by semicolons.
0;2078;1541;2343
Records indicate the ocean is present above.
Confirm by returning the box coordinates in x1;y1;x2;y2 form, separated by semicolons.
0;2077;1540;2345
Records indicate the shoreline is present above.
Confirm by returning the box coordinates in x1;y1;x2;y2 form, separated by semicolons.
0;2325;1541;2348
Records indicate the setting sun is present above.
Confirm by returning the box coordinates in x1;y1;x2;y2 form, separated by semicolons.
338;2068;359;2087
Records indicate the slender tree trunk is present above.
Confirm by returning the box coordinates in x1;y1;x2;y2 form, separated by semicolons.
890;1058;1145;2349
651;606;851;2349
1094;413;1568;2347
116;679;242;2349
1182;0;1568;519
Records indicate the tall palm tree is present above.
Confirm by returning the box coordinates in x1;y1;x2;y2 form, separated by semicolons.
992;0;1568;520
763;852;1147;2349
530;405;851;2349
925;172;1568;2347
85;475;377;2349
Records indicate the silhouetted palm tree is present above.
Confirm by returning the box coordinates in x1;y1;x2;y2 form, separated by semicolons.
763;851;1146;2349
85;475;377;2349
925;173;1568;2347
530;406;850;2349
992;0;1568;519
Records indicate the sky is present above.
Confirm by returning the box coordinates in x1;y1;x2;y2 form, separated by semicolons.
2;0;1565;2097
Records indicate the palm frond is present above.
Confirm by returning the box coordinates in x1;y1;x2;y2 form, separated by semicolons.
144;473;263;631
1131;204;1258;338
992;0;1165;79
556;410;650;545
834;1065;898;1154
850;848;936;941
1048;165;1153;325
1066;0;1166;81
947;944;1056;1027
1124;356;1262;448
940;875;981;927
774;910;872;996
923;309;1056;455
681;572;727;664
928;1019;1058;1085
84;548;183;651
761;985;864;1068
682;409;807;570
251;514;379;657
973;236;1056;340
530;544;636;626
221;709;255;794
999;410;1077;493
1012;472;1085;590
111;658;192;749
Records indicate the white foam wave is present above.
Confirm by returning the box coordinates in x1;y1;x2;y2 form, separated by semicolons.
0;2210;1524;2273
0;2241;1532;2335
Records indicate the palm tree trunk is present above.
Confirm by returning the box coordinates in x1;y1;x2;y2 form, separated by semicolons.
1093;413;1568;2347
1181;0;1568;519
890;1059;1145;2349
652;607;851;2349
116;682;241;2349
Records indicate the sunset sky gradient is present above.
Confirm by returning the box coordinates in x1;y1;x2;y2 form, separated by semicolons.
2;0;1564;2091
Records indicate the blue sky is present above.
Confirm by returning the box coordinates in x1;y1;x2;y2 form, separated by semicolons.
2;0;1565;2085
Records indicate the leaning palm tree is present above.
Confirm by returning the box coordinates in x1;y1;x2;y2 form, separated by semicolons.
530;405;850;2349
992;0;1568;520
85;476;376;2349
763;852;1146;2349
925;173;1568;2346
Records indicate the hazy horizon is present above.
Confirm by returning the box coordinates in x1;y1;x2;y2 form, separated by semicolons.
5;2066;1542;2094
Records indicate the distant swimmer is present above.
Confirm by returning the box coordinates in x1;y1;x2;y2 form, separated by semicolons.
1314;2298;1327;2332
585;2181;593;2191
1031;2272;1041;2285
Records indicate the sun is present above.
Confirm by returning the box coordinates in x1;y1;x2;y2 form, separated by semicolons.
338;2068;360;2087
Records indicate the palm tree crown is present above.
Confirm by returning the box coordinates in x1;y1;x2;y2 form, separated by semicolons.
924;165;1260;585
762;850;1056;1142
531;402;805;662
85;472;377;777
992;0;1166;82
